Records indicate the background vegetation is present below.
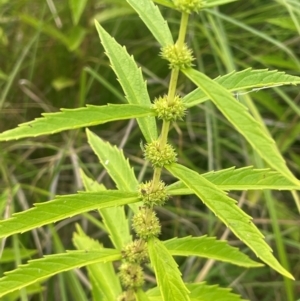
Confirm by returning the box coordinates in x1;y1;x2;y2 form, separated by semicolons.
0;0;299;300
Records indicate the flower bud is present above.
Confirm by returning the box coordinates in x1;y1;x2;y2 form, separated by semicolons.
144;140;177;168
161;43;194;69
119;263;144;289
132;207;161;239
121;239;149;264
139;180;169;207
153;95;186;121
173;0;206;14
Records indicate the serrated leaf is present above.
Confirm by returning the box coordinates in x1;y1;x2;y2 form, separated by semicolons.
167;166;300;195
87;129;141;214
0;249;121;298
164;236;262;268
183;68;300;108
183;68;299;186
166;163;294;279
73;225;121;300
0;104;153;141
126;0;173;47
148;237;190;301
0;248;37;263
80;169;132;249
95;21;157;143
87;129;138;191
0;191;139;239
147;282;247;301
69;0;88;25
186;283;247;301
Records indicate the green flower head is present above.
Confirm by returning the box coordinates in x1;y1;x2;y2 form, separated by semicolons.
173;0;206;14
160;43;194;69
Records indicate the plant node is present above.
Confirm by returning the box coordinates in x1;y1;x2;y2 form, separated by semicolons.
173;0;206;14
153;95;186;121
138;180;169;207
119;262;144;289
121;239;149;264
132;207;161;239
144;140;177;168
161;43;194;69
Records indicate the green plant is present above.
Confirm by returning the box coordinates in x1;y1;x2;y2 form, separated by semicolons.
0;0;299;300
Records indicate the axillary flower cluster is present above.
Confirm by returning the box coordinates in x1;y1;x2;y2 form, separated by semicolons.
117;1;204;299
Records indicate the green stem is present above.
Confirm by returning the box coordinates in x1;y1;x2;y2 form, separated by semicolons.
177;12;189;47
151;12;190;191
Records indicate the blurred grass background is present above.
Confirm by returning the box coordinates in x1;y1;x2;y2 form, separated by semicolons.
0;0;299;300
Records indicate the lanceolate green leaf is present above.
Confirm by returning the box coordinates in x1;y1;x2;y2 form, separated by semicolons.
87;129;138;191
183;69;300;108
69;0;88;25
87;129;141;214
166;163;294;280
153;0;174;9
80;170;132;250
126;0;173;47
167;166;300;195
73;225;122;300
164;236;262;268
0;191;139;239
0;249;121;298
183;68;299;186
95;21;157;143
147;282;247;301
0;104;153;141
148;237;190;301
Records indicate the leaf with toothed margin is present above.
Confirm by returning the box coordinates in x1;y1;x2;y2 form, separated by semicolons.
147;282;248;301
0;191;139;239
148;237;190;301
95;21;157;143
0;249;121;298
126;0;173;47
183;68;299;186
0;104;153;141
166;166;300;195
164;236;263;268
166;163;294;280
183;68;300;108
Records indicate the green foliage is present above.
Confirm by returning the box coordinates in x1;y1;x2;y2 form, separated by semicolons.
167;163;294;279
167;166;300;194
164;236;262;267
183;68;299;186
0;191;139;239
183;68;300;107
0;0;299;300
0;250;121;297
0;104;153;141
148;237;190;301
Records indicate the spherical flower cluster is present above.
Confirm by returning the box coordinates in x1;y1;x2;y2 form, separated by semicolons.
161;43;194;69
121;239;149;264
132;207;161;239
144;140;177;168
153;95;186;121
138;180;169;207
173;0;206;14
118;263;144;288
